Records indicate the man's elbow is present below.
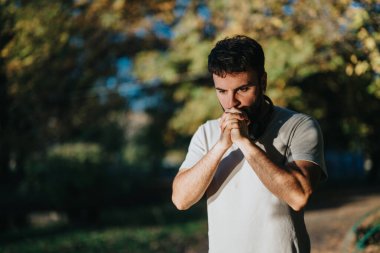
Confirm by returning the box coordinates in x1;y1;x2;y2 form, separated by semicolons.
172;193;190;211
289;190;312;212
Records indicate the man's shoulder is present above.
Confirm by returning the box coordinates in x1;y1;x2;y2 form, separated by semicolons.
274;106;314;124
198;119;220;136
188;119;220;149
202;119;220;128
271;106;321;138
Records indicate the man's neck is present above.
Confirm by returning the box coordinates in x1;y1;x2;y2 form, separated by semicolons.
247;95;274;140
258;97;272;120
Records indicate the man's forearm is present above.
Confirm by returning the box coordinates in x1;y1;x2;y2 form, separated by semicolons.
235;138;314;211
172;141;229;210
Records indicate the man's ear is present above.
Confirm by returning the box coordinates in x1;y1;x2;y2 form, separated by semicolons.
261;72;267;93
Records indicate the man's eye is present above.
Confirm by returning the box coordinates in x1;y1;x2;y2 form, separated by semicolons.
217;90;226;94
239;87;249;92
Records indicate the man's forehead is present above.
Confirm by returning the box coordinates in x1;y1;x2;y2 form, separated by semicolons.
213;71;259;86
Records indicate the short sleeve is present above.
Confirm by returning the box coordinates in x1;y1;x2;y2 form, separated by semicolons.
288;116;327;180
179;124;207;171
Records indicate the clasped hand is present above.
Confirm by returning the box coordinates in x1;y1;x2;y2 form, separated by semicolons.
219;107;250;147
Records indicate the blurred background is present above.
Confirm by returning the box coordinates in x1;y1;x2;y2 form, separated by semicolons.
0;0;379;252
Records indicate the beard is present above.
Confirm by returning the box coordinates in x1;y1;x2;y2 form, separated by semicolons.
240;95;264;122
243;95;273;140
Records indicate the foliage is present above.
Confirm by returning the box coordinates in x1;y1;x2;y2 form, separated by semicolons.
0;0;160;227
132;0;380;167
0;202;208;253
1;0;380;231
0;0;127;184
0;220;207;253
169;86;221;136
48;143;103;163
20;142;131;223
353;208;380;252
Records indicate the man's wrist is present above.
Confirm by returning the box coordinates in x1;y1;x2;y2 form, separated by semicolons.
234;137;253;150
215;139;231;153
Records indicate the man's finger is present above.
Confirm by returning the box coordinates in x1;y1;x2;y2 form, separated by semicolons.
225;107;241;114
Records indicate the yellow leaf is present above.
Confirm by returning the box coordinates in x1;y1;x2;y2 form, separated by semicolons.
369;51;380;73
271;17;283;28
1;47;9;58
357;28;368;40
350;54;358;64
346;64;354;76
364;37;376;51
354;61;369;76
112;0;124;11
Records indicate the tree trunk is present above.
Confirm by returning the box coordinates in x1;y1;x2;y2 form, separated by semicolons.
0;59;11;184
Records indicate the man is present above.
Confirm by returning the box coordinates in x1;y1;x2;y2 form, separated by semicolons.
172;35;327;253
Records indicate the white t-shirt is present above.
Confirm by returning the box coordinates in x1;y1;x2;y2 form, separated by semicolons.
180;106;327;253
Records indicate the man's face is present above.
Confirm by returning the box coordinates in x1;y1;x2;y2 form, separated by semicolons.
213;71;266;118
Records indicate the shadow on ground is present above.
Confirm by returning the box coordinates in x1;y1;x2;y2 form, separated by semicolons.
306;182;380;211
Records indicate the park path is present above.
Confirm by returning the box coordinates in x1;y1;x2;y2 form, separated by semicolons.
305;185;380;253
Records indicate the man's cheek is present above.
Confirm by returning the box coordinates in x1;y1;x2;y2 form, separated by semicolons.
218;101;227;112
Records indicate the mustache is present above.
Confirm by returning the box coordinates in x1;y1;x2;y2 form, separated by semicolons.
241;97;263;120
219;96;262;114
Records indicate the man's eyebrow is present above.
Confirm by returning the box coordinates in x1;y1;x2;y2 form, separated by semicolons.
215;83;255;91
235;83;255;90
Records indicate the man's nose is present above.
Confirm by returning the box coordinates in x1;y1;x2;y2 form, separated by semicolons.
226;93;239;109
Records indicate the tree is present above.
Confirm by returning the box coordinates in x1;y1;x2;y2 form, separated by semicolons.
133;0;380;181
0;0;178;227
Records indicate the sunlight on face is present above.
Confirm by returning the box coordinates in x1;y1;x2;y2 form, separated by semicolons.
213;71;265;112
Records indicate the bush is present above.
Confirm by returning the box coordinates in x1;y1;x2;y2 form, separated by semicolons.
343;208;380;253
355;210;380;253
25;143;130;223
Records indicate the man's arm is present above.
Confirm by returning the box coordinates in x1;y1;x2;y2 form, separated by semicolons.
223;109;322;211
172;141;229;210
236;138;321;211
172;113;249;210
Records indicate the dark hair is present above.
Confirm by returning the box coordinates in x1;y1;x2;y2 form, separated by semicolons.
208;35;265;78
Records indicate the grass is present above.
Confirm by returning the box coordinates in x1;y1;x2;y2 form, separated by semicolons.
0;201;208;253
0;221;207;253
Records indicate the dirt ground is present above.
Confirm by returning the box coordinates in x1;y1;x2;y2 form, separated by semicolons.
306;184;380;253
